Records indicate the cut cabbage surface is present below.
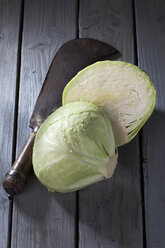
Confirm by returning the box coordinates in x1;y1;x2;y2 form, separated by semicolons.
63;61;156;146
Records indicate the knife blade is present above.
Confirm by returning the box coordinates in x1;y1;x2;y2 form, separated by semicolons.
3;38;119;195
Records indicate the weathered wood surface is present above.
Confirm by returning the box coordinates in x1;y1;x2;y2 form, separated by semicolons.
78;1;143;247
135;0;165;247
0;1;21;247
11;0;77;247
1;0;165;247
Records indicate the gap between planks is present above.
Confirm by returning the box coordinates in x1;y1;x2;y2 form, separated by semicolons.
7;1;25;248
132;0;147;247
76;1;80;247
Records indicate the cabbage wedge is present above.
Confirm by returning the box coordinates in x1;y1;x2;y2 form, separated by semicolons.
33;102;118;193
63;61;156;146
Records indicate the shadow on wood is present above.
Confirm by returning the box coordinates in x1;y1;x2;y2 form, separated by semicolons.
142;109;165;247
13;172;76;247
76;137;142;247
13;171;76;220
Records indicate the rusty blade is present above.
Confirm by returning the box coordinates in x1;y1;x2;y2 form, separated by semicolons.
29;38;119;129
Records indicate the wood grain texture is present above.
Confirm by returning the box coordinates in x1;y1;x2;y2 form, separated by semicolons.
0;0;21;246
135;0;165;247
78;1;143;247
79;0;135;63
11;0;77;247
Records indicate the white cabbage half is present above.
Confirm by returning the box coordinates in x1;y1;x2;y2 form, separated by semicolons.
63;61;156;146
33;102;118;193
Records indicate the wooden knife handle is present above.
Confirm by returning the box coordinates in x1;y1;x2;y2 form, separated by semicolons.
2;131;36;195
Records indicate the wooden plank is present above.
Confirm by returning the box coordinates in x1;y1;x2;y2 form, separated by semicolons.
11;1;77;247
135;0;165;247
78;1;143;247
0;0;21;247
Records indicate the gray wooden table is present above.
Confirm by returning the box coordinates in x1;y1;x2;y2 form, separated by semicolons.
0;0;165;248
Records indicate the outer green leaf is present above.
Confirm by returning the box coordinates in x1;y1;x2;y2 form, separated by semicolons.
33;102;118;193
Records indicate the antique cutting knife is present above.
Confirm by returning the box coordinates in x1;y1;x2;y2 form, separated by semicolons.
3;38;118;195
